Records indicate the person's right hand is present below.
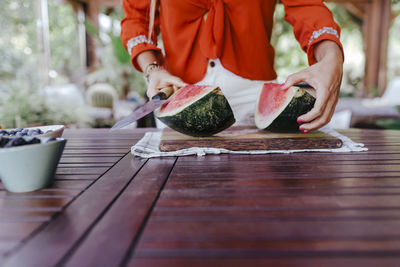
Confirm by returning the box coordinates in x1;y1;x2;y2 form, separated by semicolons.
147;69;187;98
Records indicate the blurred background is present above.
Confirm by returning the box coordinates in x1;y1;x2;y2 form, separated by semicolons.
1;0;400;130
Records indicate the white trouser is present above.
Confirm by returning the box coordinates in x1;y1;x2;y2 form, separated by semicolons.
196;59;272;125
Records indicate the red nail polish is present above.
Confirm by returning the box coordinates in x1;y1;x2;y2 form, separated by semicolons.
299;128;304;131
304;130;309;133
297;120;303;123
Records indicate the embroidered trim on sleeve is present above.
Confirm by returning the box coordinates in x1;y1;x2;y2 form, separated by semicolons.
308;27;339;46
127;35;155;56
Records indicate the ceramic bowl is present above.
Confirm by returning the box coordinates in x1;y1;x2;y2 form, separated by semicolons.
2;125;64;138
0;138;67;193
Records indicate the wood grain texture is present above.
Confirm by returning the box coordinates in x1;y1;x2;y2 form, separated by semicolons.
63;158;176;267
3;128;400;267
0;128;143;265
1;154;146;267
129;131;400;265
159;126;343;151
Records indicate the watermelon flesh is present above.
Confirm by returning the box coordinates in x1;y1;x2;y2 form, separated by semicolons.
158;85;210;116
255;83;315;132
155;84;235;137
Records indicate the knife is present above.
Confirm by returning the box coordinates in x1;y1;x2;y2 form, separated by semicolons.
110;87;174;131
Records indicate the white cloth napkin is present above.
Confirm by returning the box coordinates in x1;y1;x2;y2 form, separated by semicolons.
131;127;368;158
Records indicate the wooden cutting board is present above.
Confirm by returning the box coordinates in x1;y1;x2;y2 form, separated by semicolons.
159;126;343;152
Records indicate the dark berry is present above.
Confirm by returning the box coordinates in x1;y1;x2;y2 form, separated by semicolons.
0;136;43;148
0;137;9;147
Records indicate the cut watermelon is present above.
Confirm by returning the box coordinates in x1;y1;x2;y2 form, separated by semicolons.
155;85;235;137
255;83;315;132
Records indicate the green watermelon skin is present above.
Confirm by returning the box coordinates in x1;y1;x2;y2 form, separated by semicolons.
157;89;235;137
266;91;315;132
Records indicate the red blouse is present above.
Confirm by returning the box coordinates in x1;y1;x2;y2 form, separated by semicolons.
121;0;343;84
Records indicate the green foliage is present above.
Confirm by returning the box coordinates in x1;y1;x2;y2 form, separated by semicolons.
272;4;307;80
0;88;79;128
0;1;38;90
388;4;400;82
84;7;147;98
272;3;365;97
0;0;81;89
47;1;80;78
112;36;131;65
84;20;100;39
0;0;83;127
376;118;400;130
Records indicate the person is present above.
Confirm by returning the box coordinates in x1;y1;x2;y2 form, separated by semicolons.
121;0;344;132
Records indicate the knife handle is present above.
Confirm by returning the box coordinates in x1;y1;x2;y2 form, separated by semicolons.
294;82;313;89
152;87;174;101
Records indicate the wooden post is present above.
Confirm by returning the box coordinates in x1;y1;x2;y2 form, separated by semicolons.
77;0;121;68
363;0;392;96
36;0;51;87
68;0;87;69
85;0;100;68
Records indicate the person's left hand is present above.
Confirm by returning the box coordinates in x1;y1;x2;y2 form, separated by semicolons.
282;40;343;132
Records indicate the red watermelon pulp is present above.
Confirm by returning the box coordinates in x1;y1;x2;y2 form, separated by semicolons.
255;83;315;132
155;84;235;137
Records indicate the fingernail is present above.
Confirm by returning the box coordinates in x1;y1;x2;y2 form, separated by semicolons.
299;128;304;131
304;130;309;133
297;120;303;123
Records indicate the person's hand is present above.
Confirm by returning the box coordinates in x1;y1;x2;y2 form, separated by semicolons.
282;40;343;132
147;69;187;98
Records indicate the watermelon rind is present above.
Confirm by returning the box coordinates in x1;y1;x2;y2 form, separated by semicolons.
156;86;216;117
255;87;315;132
155;87;236;137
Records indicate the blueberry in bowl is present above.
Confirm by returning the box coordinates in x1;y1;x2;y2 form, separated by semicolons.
0;125;64;138
0;136;42;148
0;136;67;193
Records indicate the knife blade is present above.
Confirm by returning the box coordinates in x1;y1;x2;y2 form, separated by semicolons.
110;87;174;131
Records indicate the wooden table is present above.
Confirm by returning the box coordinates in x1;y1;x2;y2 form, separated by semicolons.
1;128;400;267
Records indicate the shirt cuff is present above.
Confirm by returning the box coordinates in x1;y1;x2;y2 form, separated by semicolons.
306;27;344;65
127;35;163;71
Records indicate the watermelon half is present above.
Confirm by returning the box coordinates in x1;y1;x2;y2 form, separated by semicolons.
255;83;316;132
155;84;235;137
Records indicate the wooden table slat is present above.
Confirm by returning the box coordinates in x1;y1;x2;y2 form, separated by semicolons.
63;158;177;267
